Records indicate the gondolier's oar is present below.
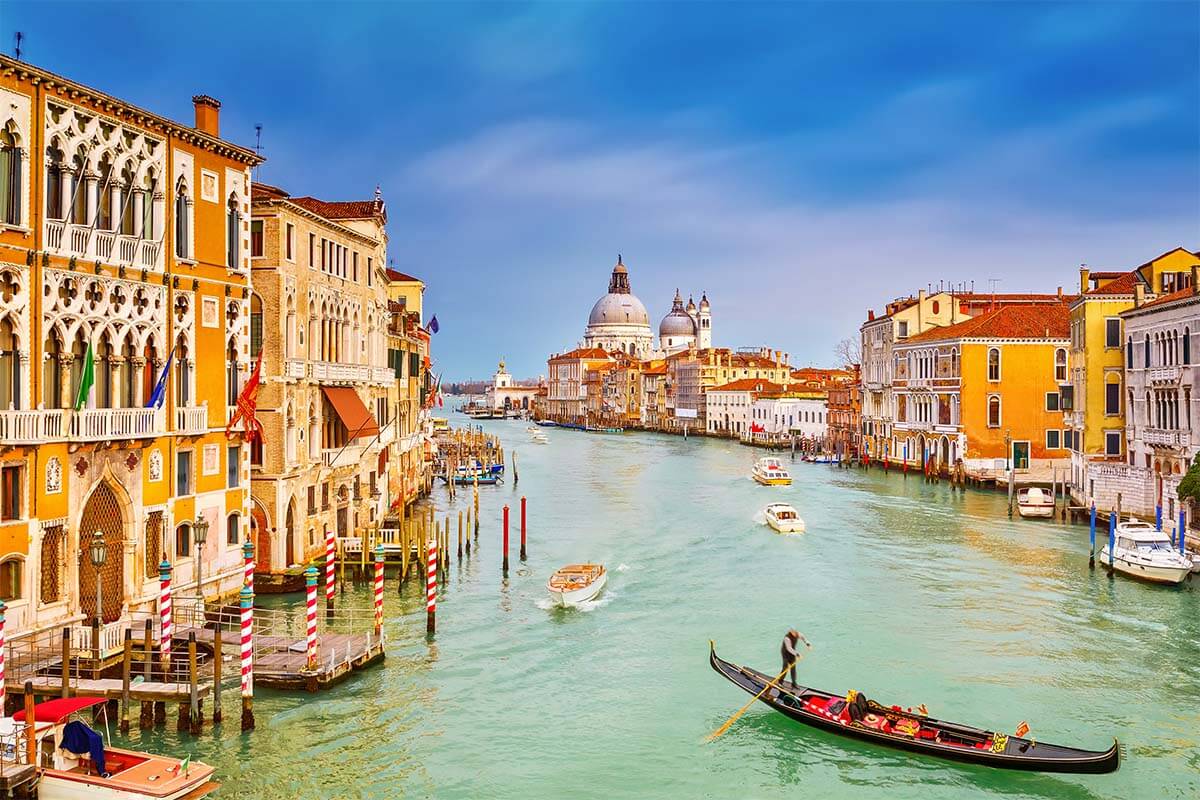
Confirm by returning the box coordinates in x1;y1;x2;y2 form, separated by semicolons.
705;642;809;742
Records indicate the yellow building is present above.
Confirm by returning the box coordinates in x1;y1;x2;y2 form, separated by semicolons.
1067;248;1200;500
384;268;431;513
894;304;1070;480
0;55;262;636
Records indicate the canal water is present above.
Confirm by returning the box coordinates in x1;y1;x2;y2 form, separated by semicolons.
114;419;1198;799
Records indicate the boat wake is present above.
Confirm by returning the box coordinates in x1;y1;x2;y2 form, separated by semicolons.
616;563;632;572
536;591;617;613
751;511;768;525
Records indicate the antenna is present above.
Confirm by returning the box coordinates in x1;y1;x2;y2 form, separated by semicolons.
13;32;22;60
988;278;1000;310
254;124;263;181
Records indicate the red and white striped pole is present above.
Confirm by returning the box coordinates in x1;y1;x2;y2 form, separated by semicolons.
158;559;173;675
426;538;437;635
0;601;7;713
304;566;319;671
373;544;385;636
324;527;336;614
239;584;254;731
243;540;255;590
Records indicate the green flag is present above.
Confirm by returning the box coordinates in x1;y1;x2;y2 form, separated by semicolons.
73;343;94;410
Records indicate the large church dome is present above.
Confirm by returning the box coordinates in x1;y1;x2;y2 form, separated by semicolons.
589;293;649;326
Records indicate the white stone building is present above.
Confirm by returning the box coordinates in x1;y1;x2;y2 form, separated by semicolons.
750;393;828;439
706;379;782;436
583;256;654;357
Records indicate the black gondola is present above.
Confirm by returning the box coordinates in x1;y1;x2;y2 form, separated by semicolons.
709;644;1120;774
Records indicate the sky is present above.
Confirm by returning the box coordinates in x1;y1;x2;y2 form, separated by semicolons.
5;1;1198;379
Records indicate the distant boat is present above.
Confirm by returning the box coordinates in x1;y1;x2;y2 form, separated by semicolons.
1100;521;1192;585
547;563;607;607
535;419;557;427
752;457;792;486
804;454;836;464
585;425;624;434
531;432;550;444
764;503;805;533
1016;487;1054;519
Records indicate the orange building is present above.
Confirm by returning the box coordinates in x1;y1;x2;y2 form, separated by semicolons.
0;55;261;638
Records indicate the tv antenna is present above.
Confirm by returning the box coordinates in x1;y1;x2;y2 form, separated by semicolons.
13;32;23;60
254;124;263;180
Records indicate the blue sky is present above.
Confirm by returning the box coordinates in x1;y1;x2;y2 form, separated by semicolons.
6;2;1198;379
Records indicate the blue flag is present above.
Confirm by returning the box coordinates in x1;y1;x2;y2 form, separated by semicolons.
147;349;174;409
427;315;439;334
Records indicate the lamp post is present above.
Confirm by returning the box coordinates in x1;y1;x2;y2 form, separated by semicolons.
193;516;210;600
88;531;106;625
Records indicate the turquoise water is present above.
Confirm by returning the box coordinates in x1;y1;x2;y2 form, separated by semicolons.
114;420;1198;799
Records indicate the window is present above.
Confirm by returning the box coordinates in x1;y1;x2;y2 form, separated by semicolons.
250;294;263;357
174;179;190;258
367;257;372;286
987;348;1000;381
1105;381;1120;415
1060;384;1074;411
1045;392;1060;412
0;558;21;601
226;512;241;546
250;220;263;257
309;233;315;267
322;482;330;510
226;195;240;268
1185;328;1192;365
40;524;64;603
0;128;22;226
0;318;20;411
987;395;1001;427
285;222;295;261
1105;318;1121;348
1045;429;1061;449
227;445;240;488
0;464;20;521
144;511;163;576
176;450;192;497
1104;431;1121;457
352;252;358;282
1125;338;1133;369
307;485;317;515
1144;336;1150;368
175;523;191;559
897;321;908;339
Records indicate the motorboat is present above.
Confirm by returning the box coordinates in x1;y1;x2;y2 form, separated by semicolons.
547;564;606;607
535;419;557;427
709;644;1119;774
1099;521;1192;585
530;432;549;444
804;454;836;465
1016;487;1055;519
525;425;538;433
752;457;792;486
584;426;624;434
13;697;218;799
764;503;805;533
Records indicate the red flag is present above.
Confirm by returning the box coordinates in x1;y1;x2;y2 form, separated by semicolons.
226;350;265;442
1014;721;1030;738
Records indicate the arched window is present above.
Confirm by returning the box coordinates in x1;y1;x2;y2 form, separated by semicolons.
45;141;64;220
69;330;88;408
174;178;190;259
250;294;263;357
175;522;191;559
0;317;19;410
119;166;135;235
1125;338;1133;369
70;153;87;224
987;395;1001;427
226;512;241;546
97;331;114;408
225;337;239;406
43;333;62;409
174;336;190;406
1144;336;1151;368
1054;348;1067;383
0;556;23;601
96;155;113;230
1184;327;1191;365
0;127;22;226
987;348;1000;382
226;194;240;268
120;338;136;407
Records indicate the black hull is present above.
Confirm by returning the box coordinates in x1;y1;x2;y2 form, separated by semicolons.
709;645;1119;774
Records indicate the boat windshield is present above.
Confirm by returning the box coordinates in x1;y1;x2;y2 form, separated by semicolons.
1134;540;1173;552
776;511;795;519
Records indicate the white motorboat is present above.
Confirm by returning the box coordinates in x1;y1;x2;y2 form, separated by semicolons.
764;503;805;534
525;425;539;433
530;432;549;444
752;457;792;486
547;563;606;607
1016;487;1055;519
13;697;217;799
1099;521;1193;585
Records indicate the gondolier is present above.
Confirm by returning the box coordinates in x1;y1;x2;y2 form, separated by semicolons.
780;629;809;684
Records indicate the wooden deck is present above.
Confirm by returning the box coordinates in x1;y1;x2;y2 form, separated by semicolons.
7;675;210;702
177;627;384;691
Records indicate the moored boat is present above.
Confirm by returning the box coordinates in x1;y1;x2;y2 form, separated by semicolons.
708;645;1119;774
584;425;624;434
1016;487;1054;519
764;503;805;533
547;563;606;607
15;697;219;799
751;457;792;486
1099;521;1192;585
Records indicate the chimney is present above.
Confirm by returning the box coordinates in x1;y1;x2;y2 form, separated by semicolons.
1079;264;1090;294
1193;265;1199;295
868;309;875;321
192;95;221;137
1133;283;1145;308
1056;286;1063;300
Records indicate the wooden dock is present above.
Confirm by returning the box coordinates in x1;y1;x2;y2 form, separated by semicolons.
9;675;210;702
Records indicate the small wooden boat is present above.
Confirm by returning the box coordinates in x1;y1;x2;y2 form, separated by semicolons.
15;697;219;799
450;472;501;486
547;563;606;607
1100;521;1192;585
804;454;836;464
752;457;792;486
584;425;624;434
709;645;1119;773
1016;487;1054;519
764;503;805;533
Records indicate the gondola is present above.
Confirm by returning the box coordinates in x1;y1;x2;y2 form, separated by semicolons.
709;644;1119;774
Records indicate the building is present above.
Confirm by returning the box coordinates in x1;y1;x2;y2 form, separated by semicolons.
639;361;667;430
894;304;1070;479
706;379;783;436
248;183;393;575
658;290;712;353
0;55;262;636
484;360;540;414
384;268;431;514
1066;248;1200;505
545;347;612;424
583;256;654;358
749;390;828;444
827;365;861;459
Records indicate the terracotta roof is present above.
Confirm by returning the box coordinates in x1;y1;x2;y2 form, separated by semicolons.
1084;270;1142;296
901;303;1070;343
641;364;667;376
251;182;289;201
289;196;387;223
549;347;611;361
1127;286;1199;313
710;378;784;393
385;268;421;283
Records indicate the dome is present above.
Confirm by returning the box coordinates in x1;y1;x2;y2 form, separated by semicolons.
589;292;650;326
659;289;697;337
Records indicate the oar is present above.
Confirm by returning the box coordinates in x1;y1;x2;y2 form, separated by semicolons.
706;645;810;742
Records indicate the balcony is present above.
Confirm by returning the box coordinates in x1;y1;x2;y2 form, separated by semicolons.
0;409;66;444
371;367;395;384
1149;366;1180;384
69;407;162;441
44;220;162;270
310;361;371;384
1143;428;1186;447
284;359;306;379
322;444;366;469
175;404;208;435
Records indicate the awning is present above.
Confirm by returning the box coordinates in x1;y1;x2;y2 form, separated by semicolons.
321;387;380;439
14;697;107;724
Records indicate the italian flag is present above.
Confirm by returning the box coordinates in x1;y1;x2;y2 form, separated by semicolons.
74;343;95;411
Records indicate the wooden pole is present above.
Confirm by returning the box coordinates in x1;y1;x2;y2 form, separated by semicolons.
23;681;35;767
120;628;132;733
187;631;200;734
90;618;100;680
465;508;471;555
457;511;463;562
140;617;153;729
60;627;70;698
426;537;437;636
513;450;519;485
503;504;510;576
520;496;527;561
212;603;223;724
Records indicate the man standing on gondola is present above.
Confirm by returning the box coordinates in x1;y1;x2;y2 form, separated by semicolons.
781;629;810;685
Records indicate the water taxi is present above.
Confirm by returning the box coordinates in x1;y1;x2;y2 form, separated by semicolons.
13;697;218;799
752;457;792;486
764;503;805;533
547;563;607;607
1016;487;1055;519
1100;521;1192;585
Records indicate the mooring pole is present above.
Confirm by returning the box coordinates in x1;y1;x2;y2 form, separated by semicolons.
426;537;438;636
240;584;255;731
1088;502;1096;569
520;496;527;561
502;504;510;576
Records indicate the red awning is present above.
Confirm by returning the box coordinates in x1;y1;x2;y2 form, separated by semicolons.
321;387;380;439
13;697;107;724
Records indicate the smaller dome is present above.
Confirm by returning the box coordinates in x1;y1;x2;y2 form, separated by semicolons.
660;289;697;338
686;296;697;313
699;292;710;310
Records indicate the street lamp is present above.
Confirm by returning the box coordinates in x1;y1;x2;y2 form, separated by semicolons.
88;531;106;624
193;516;210;600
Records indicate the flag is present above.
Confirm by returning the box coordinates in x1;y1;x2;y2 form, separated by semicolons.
177;754;190;776
226;350;265;442
427;315;439;334
147;347;174;409
1015;721;1030;738
73;343;95;410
